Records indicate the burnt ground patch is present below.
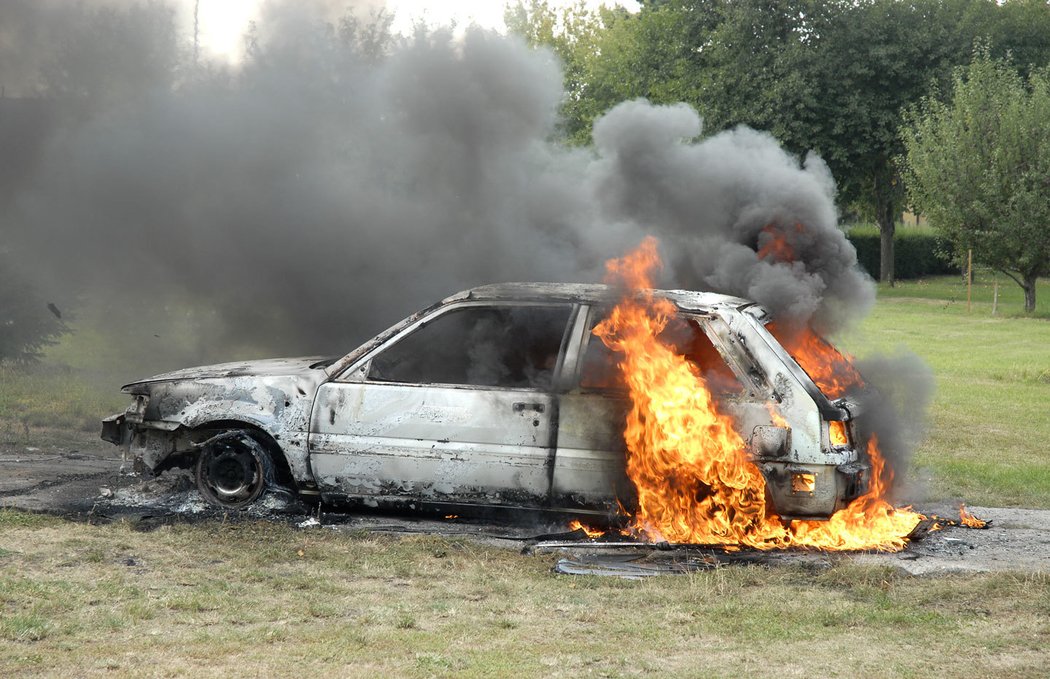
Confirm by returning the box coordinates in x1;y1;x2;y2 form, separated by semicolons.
1;438;1047;574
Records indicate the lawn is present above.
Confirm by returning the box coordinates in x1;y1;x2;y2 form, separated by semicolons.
835;275;1050;508
1;511;1047;678
0;293;277;449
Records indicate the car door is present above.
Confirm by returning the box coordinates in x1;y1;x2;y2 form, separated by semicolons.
551;305;634;514
308;302;575;509
551;305;758;516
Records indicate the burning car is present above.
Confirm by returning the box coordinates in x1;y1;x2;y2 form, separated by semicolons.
101;280;871;527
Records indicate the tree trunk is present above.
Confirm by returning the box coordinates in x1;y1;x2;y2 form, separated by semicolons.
879;220;895;286
873;170;896;286
1023;272;1037;313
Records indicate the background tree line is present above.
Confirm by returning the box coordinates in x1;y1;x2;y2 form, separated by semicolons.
507;0;1050;308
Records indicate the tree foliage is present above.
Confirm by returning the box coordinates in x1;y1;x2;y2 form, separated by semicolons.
0;250;67;364
508;0;1050;285
42;1;179;104
900;54;1050;312
506;1;619;143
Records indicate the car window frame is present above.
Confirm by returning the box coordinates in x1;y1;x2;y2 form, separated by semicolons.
333;300;581;392
561;304;760;397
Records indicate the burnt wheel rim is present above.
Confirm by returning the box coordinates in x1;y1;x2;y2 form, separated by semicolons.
199;440;265;507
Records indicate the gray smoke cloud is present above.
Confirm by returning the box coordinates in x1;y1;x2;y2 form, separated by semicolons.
589;101;875;334
854;352;935;500
2;0;873;355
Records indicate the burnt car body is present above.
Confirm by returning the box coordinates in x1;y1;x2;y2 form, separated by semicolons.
102;283;868;521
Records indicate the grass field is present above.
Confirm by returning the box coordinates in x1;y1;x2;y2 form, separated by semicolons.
1;511;1048;678
836;274;1050;508
1;276;1048;676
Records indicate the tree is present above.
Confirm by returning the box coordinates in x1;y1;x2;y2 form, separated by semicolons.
697;0;998;285
0;250;68;364
507;1;726;144
900;55;1050;312
42;2;179;105
505;1;611;143
509;0;1050;286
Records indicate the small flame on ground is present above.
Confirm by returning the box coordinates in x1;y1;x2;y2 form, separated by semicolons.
591;236;924;551
959;504;988;528
568;520;605;539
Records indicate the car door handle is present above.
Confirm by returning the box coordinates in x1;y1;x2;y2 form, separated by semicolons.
513;402;545;414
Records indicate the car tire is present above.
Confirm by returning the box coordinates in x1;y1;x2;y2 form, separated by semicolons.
195;432;274;510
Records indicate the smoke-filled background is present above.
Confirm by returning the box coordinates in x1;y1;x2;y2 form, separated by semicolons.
0;0;925;489
1;0;872;350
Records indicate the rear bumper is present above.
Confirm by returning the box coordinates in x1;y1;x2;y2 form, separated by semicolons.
101;413;128;445
761;459;870;520
101;411;183;472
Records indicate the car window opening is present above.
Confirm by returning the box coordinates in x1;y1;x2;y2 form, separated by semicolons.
368;305;572;389
580;313;744;395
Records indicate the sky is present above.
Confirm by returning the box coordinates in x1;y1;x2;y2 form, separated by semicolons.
191;0;640;61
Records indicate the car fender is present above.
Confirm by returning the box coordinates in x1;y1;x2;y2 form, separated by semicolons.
129;373;325;484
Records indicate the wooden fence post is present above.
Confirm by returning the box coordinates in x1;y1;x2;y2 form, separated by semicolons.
967;249;973;313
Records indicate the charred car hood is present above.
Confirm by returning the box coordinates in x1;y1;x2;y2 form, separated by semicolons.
122;356;335;392
120;357;338;444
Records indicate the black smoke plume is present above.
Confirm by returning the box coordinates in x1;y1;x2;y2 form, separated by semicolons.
2;0;874;355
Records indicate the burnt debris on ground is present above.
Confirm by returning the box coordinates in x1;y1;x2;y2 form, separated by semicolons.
1;444;1046;575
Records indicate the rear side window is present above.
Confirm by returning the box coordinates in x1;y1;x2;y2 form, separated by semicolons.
368;305;571;389
580;312;744;395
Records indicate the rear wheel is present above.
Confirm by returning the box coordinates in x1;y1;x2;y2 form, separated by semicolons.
195;432;274;509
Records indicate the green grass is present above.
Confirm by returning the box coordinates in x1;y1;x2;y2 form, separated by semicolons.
0;363;126;437
876;271;1050;318
0;513;1047;677
835;276;1050;507
845;221;940;235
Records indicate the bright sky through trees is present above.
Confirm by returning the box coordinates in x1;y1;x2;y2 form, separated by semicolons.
187;0;638;62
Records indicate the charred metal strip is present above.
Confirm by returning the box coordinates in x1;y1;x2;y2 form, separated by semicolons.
550;303;581;390
100;414;126;444
554;555;720;578
188;429;254;451
545;394;560;507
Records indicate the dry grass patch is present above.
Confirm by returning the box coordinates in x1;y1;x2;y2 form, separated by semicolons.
1;510;1048;677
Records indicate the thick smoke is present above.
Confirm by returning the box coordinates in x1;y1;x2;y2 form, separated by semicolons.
2;0;872;356
589;101;874;334
854;353;935;500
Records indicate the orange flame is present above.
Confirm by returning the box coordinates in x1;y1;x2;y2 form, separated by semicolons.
756;223;803;263
593;237;923;551
959;504;988;528
768;322;863;400
766;404;789;429
568;520;605;539
829;420;849;446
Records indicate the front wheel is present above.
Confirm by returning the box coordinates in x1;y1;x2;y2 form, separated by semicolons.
195;432;274;510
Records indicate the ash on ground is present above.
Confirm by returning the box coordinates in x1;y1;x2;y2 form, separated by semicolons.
2;443;1047;574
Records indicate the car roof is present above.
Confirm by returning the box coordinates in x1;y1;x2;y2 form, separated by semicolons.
444;282;757;314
